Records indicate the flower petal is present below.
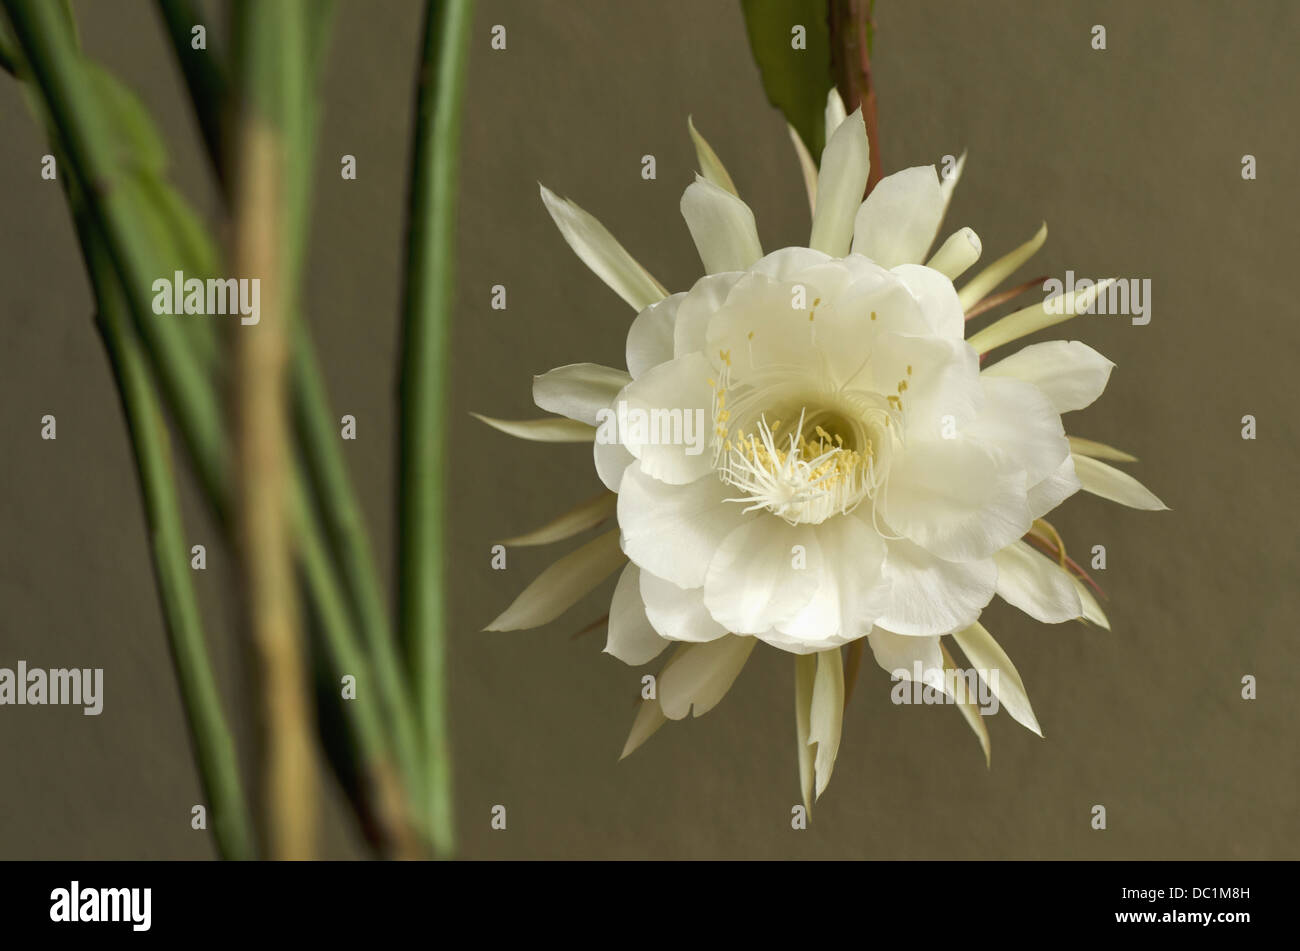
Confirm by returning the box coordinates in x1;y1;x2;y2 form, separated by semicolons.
809;108;869;256
673;271;743;359
539;184;667;311
471;413;595;442
940;641;991;766
1067;435;1138;463
604;563;671;665
615;352;714;484
681;175;763;274
823;86;847;141
1026;453;1081;519
880;438;1031;562
626;293;682;379
1073;453;1168;510
687;116;738;196
926;227;982;281
639;569;728;643
772;514;888;647
533;363;631;425
951;621;1042;736
938;150;966;225
965;376;1069;485
794;653;817;809
595;437;635;492
620;698;668;760
484;530;625;631
749;245;834;280
787;123;818;215
703;518;822;635
498;490;616;547
967;279;1116;356
809;648;845;799
956;221;1046;312
851;166;945;267
992;539;1082;623
983;340;1115;414
658;636;756;720
875;535;997;637
890;262;967;340
868;628;946;693
1073;577;1111;630
617;464;749;589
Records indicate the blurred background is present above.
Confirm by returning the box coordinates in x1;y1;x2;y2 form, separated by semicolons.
1;0;1296;858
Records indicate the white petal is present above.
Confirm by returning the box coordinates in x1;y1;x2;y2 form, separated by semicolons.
851;165;945;267
639;570;728;643
595;437;635;492
938;150;966;224
687;116;738;196
794;654;817;809
787;123;818;215
1073;453;1168;510
890;263;966;340
755;625;856;655
748;246;834;280
533;363;631;425
626;293;682;379
681;176;763;274
965;376;1069;485
485;530;625;631
617;464;749;589
941;641;990;766
809;108;869;256
926;227;982;281
471;413;595;442
615;352;714;484
773;515;888;646
983;340;1115;414
951;621;1042;736
539;184;667;311
880;438;1031;562
703;518;822;635
967;279;1116;356
863;332;982;440
604;564;670;665
620;698;668;759
823;86;847;141
673;271;742;359
875;536;997;637
956;221;1047;312
498;490;616;547
868;628;946;693
1026;454;1081;519
1073;577;1110;630
658;637;756;720
1067;435;1138;463
992;539;1082;623
809;648;845;799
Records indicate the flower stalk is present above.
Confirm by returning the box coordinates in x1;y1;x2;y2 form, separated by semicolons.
5;0;425;856
78;206;256;862
397;0;476;858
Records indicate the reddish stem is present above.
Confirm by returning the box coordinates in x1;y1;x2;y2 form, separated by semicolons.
829;0;881;196
1023;532;1108;601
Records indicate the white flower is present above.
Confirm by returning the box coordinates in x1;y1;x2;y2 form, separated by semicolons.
480;94;1165;806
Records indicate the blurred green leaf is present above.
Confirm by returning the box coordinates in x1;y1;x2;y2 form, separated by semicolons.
84;61;169;176
740;0;833;158
0;19;17;73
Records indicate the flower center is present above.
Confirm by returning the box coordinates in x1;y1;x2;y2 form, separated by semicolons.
716;404;889;525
